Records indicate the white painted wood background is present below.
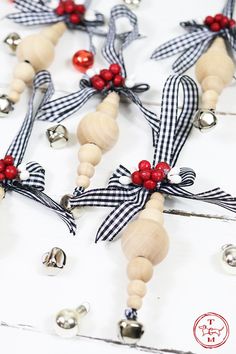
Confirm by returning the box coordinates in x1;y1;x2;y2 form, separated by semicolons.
0;0;236;353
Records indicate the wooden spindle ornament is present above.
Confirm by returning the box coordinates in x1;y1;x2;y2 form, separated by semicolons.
76;92;120;189
118;192;169;344
0;187;5;201
194;37;235;130
8;22;66;104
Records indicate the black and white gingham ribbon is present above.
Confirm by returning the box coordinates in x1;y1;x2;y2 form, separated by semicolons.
37;5;159;145
2;71;76;235
68;74;236;242
151;0;236;73
7;0;105;33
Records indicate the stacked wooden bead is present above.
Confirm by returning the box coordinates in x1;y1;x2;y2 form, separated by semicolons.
76;92;120;189
121;192;169;311
195;37;235;111
8;22;66;104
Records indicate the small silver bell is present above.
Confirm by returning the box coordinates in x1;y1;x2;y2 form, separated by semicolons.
46;124;69;148
221;244;236;275
3;32;21;54
193;109;217;131
42;247;66;275
123;0;141;8
0;95;14;117
60;194;82;219
118;319;144;345
55;303;90;338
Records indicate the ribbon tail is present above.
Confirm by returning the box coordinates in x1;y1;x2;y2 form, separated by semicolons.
160;185;236;214
7;12;60;25
95;189;149;242
14;0;48;12
150;30;213;60
222;0;236;17
37;88;97;122
122;89;159;145
69;188;133;208
9;183;76;235
172;37;213;73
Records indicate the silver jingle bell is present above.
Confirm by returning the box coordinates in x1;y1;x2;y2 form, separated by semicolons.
118;319;144;345
60;194;82;219
42;247;66;276
55;303;90;338
193;109;217;131
0;95;14;117
3;32;21;54
221;244;236;275
123;0;141;9
46;124;69;148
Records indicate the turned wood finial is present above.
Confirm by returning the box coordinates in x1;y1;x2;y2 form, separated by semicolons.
76;92;120;189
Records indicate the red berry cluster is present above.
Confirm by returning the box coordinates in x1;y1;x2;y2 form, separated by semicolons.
204;13;236;32
91;64;124;91
0;155;18;182
55;1;86;25
131;160;171;191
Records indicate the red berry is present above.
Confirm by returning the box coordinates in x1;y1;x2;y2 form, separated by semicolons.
151;169;165;182
55;4;65;16
210;22;221;32
0;173;5;181
214;13;223;23
131;171;143;185
64;1;75;13
113;75;124;87
91;75;105;91
229;19;236;28
138;160;151;171
109;63;121;75
204;16;214;26
143;179;156;190
69;13;81;24
0;160;5;173
155;161;171;174
220;16;229;28
75;4;86;14
100;69;113;82
5;165;18;180
4;155;14;166
139;170;151;181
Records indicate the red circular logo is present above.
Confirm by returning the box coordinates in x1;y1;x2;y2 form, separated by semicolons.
193;312;229;349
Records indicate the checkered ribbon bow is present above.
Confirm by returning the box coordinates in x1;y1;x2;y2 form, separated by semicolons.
151;0;236;73
68;74;236;242
37;5;159;145
1;71;76;235
7;0;105;34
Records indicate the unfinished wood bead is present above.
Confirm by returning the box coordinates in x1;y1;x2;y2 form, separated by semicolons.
8;91;20;103
127;295;142;310
78;143;102;166
122;219;169;265
77;162;95;178
77;111;119;151
10;79;26;93
41;22;67;45
195;37;235;109
127;257;153;282
96;92;120;118
76;175;90;189
150;192;165;203
14;62;35;83
128;280;147;297
202;90;219;110
145;198;164;211
16;34;55;72
0;187;5;200
138;208;164;225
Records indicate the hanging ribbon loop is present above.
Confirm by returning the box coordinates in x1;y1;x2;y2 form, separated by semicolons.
1;71;76;235
37;5;159;145
68;74;236;242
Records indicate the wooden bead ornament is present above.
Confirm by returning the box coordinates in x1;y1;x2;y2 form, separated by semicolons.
151;0;236;131
68;74;236;343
